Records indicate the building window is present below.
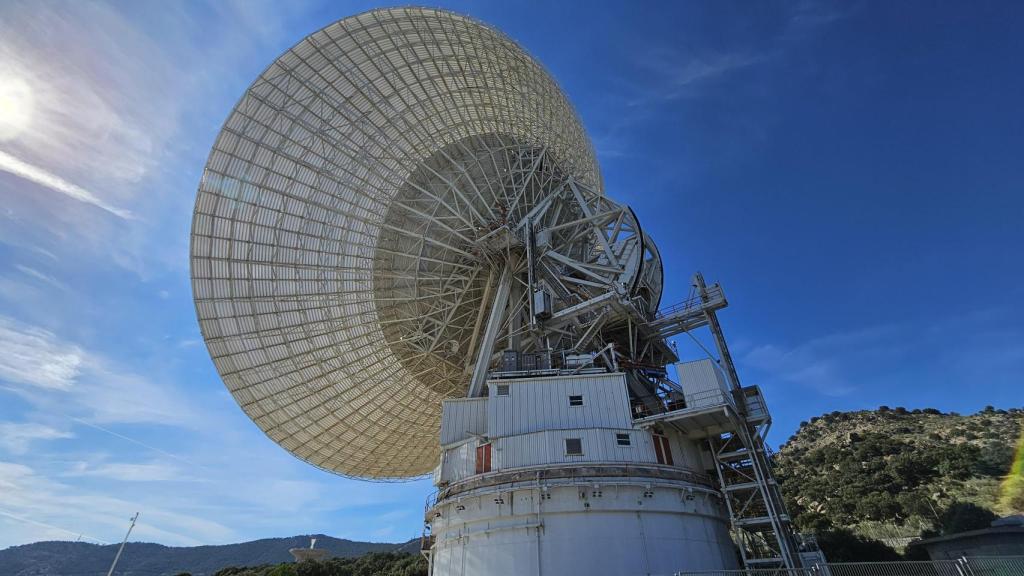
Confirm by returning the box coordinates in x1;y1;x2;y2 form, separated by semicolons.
496;384;510;396
565;438;583;456
616;433;632;446
475;442;492;474
568;394;584;406
653;433;674;466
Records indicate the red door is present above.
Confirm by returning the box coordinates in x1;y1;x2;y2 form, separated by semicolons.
653;434;674;466
475;443;492;474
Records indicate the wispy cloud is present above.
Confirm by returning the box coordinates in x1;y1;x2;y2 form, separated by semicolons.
71;419;203;469
741;308;1024;402
0;316;82;390
0;506;109;545
15;263;68;291
742;325;905;397
0;0;305;278
0;461;235;546
64;460;193;483
629;51;764;107
0;422;73;454
0;151;133;219
0;315;202;428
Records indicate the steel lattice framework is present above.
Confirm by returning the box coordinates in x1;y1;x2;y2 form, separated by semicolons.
191;7;664;478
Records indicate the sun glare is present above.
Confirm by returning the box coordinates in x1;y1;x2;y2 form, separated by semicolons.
0;74;34;141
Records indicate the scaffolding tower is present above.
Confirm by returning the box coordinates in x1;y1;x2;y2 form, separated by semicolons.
636;273;805;570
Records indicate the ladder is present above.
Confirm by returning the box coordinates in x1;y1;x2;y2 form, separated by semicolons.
693;273;804;571
712;424;800;568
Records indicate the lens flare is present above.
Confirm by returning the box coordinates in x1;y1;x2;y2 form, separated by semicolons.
1000;420;1024;514
0;74;34;141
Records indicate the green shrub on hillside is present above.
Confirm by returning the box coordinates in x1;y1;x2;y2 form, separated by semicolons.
815;528;901;562
213;552;426;576
776;407;1022;537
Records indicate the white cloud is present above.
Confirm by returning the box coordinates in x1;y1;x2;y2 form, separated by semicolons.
0;422;73;454
631;51;764;106
0;461;235;546
0;315;202;428
0;1;308;278
742;325;902;397
740;311;1024;402
0;316;82;390
73;363;201;428
0;151;133;219
15;263;68;291
65;460;191;483
0;4;177;191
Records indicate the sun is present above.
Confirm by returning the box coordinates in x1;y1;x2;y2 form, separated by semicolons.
0;74;34;141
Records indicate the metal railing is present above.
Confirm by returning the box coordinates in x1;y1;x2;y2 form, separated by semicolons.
632;387;735;419
674;556;1024;576
654;285;725;320
964;556;1024;576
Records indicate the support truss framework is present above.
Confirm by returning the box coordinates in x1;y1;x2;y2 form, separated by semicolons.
191;7;663;479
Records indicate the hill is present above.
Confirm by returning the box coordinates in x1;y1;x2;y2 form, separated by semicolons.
775;405;1024;546
0;534;419;576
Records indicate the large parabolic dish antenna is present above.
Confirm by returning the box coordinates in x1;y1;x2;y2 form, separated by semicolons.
191;7;664;479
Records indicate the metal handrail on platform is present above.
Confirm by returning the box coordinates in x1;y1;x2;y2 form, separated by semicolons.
632;387;736;420
654;285;725;320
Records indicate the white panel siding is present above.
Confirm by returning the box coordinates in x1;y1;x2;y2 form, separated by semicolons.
493;429;660;470
440;440;476;484
677;359;732;409
440;397;488;446
663;428;703;470
437;372;711;486
487;373;631;438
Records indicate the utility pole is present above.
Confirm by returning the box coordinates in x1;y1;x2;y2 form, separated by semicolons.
106;512;138;576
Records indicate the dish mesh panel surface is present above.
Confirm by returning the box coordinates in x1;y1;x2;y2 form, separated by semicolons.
191;7;599;478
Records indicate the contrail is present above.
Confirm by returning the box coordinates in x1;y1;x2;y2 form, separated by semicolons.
0;150;133;220
0;507;109;544
71;418;207;470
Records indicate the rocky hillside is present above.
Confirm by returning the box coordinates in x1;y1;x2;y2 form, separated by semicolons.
0;534;419;576
775;406;1023;545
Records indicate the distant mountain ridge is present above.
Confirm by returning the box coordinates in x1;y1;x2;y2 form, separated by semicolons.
0;534;420;576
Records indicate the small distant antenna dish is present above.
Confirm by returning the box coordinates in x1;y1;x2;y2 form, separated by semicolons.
290;537;327;563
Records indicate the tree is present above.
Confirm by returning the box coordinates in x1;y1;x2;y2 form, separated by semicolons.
268;564;297;576
902;542;931;560
938;502;998;535
815;528;901;562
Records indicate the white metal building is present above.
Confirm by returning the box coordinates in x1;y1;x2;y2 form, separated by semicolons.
428;369;742;576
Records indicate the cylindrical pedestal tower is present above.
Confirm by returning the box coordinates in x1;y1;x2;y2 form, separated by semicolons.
425;373;740;576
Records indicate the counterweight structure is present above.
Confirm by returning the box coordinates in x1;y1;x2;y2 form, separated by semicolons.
189;7;812;575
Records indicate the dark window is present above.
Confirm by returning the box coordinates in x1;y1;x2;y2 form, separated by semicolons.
568;395;584;406
565;438;583;455
616;433;632;446
496;384;510;396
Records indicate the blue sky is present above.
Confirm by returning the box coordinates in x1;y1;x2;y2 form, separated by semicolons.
0;0;1021;550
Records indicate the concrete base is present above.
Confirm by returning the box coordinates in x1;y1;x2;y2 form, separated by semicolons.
427;474;738;576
